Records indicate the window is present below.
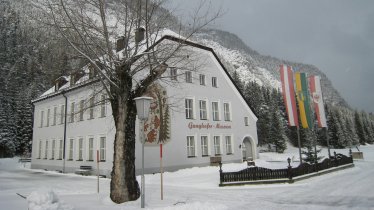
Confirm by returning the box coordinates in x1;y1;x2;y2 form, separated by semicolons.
225;136;233;154
38;140;42;159
187;136;196;157
60;105;65;124
214;136;221;155
40;110;44;127
58;140;63;159
185;71;192;83
100;137;106;161
212;77;217;87
79;100;84;121
170;68;177;81
52;107;57;126
46;108;50;127
51;139;56;159
44;140;48;159
224;103;231;121
100;95;106;117
244;117;249;126
70;102;75;123
199;74;206;85
89;97;94;119
201;136;209;156
88;137;94;161
212;102;219;121
185;99;194;119
199;100;207;120
78;137;83;160
68;138;74;160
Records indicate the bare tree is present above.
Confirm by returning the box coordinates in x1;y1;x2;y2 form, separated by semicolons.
30;0;221;203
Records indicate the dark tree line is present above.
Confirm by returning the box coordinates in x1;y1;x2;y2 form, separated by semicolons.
0;1;82;157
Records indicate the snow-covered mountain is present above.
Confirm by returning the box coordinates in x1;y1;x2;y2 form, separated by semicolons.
193;29;348;108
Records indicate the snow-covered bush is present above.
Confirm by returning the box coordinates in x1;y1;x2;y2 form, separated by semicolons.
27;188;73;210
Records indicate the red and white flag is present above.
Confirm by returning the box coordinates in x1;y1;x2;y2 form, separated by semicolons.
280;65;299;127
309;75;327;128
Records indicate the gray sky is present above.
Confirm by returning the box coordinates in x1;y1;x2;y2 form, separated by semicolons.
168;0;374;113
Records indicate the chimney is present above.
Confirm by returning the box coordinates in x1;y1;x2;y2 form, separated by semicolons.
135;27;145;44
55;76;68;91
116;36;126;52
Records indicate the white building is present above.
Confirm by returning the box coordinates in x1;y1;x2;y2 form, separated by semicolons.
31;35;258;177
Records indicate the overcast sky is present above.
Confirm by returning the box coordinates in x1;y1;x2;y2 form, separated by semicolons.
168;0;374;113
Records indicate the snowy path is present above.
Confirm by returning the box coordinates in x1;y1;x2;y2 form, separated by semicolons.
1;146;374;209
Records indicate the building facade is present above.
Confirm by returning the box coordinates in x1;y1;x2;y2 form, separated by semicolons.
31;36;258;177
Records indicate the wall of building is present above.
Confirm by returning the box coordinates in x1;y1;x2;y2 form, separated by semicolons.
31;41;258;178
31;85;115;177
133;46;258;174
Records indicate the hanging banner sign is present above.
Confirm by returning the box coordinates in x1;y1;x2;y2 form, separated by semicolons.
143;83;171;145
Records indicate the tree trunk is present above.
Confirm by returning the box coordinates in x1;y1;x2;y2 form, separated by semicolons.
110;92;140;203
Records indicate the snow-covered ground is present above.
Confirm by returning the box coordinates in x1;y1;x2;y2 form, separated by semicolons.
1;145;374;210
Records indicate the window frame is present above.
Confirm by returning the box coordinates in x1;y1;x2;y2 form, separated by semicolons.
79;99;84;121
199;74;206;86
89;96;95;119
46;108;50;127
52;106;57;126
77;137;84;161
187;136;196;157
244;117;249;126
69;102;75;123
201;135;209;156
199;100;208;120
44;140;49;159
185;98;194;119
223;102;231;121
38;140;42;159
213;136;221;156
99;136;106;162
58;139;63;160
51;139;56;160
170;68;178;81
87;137;94;161
100;95;106;118
60;104;65;125
225;135;233;155
185;71;192;83
68;138;74;160
212;77;218;87
212;101;220;121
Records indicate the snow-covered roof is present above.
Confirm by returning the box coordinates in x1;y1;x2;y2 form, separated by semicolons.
32;30;258;117
34;29;194;102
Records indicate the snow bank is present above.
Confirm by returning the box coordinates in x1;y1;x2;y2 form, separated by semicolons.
153;202;227;210
0;158;30;170
27;188;73;210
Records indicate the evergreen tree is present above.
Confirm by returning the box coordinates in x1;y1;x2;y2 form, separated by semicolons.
269;110;287;153
335;108;347;148
362;112;374;144
231;70;244;92
301;129;322;164
257;104;271;146
354;110;368;144
345;116;360;147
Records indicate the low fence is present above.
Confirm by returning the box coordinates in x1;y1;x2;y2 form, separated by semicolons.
219;152;353;186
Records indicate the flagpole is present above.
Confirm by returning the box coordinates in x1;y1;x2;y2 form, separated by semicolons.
326;128;331;157
313;127;318;165
297;126;303;164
